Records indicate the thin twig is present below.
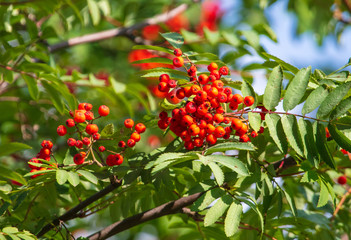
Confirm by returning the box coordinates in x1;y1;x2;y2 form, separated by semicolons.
331;187;351;221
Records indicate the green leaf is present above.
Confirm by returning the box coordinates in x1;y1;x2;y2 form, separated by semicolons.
261;52;299;74
301;85;328;115
315;122;335;169
56;169;68;185
204;195;233;227
283;67;311;111
265;114;288;153
248;112;261;132
110;77;126;94
224;201;242;237
317;82;351;119
300;170;319;183
330;96;351;120
282;189;298;217
325;71;349;82
67;172;80;187
191;188;225;211
208;162;224;186
16;234;35;240
2;227;18;234
22;74;39;101
241;30;260;49
0;142;31;157
241;80;257;109
281;114;304;156
263;65;283;110
131;57;173;65
132;45;173;54
77;170;98;184
101;123;115;137
317;179;329;207
203;28;220;45
205;142;255;154
41;81;65;114
298;119;319;167
328;123;351;153
0;166;26;185
160;32;184;49
221;31;240;47
88;0;101;25
199;155;249;176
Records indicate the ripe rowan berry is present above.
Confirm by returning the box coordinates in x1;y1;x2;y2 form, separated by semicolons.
74;152;86;165
213;113;224;123
184;141;194;150
106;154;116;166
325;127;331;138
258;126;265;134
244;96;255;106
176;88;185;99
182;115;194;127
173;57;184;68
30;169;39;179
193;137;204;147
131;132;141;142
66;118;75;128
158;119;169;129
232;94;243;104
78;103;86;110
57;125;67;136
118;140;126;148
208;75;217;82
41;140;53;149
212;80;224;89
158;82;169;92
98;105;110;116
180;131;191;141
337;175;347;185
74;110;86;123
198;74;209;85
191;85;201;95
179;108;187;116
197;104;208;116
240;134;250;142
86;124;98;135
223;117;231;124
93;133;100;140
185;102;197;114
75;140;83;149
231;118;243;130
159;111;168;120
223;88;232;96
84;103;93;111
82;137;91;145
135;123;146;133
219;66;229;75
206;134;217;145
85;111;94;120
67;138;76;147
174;48;182;57
167;89;181;104
159;74;170;83
99;146;106;152
183;86;192;97
124;119;134;128
207;62;218;72
229;101;238;110
208;87;219;98
206;124;216;134
199;120;207;129
341;149;348;155
127;139;136;147
69;110;74;117
187;65;197;76
217;92;227;103
115;154;124;165
188;124;200;136
236;124;248;136
214;126;226;138
167;79;177;88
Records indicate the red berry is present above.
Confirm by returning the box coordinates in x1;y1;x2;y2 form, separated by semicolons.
158;82;169;92
82;137;91;146
167;79;177;88
207;62;218;72
99;146;106;152
118;140;126;148
219;66;229;75
115;154;124;165
240;134;250;142
251;131;258;138
135;123;146;133
341;149;348;155
173;48;182;57
78;103;86;110
198;74;209;85
67;138;76;147
130;132;141;142
173;57;184;68
66;119;75;128
84;103;93;111
74;110;86;123
86;124;98;135
106;154;116;166
28;158;40;170
84;111;94;120
187;65;197;76
127;139;136;147
57;125;67;136
74;152;86;165
75;140;83;149
338;175;347;185
244;96;255;106
41;140;53;149
159;111;168;120
93;133;100;140
159;74;170;83
232;94;243;104
124;119;134;128
98;105;110;116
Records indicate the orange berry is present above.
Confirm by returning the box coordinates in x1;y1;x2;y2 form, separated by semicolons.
206;124;216;134
115;154;124;165
86;124;98;135
198;74;209;85
213;113;224;123
73;152;86;165
219;66;229;75
244;96;255;106
118;141;126;148
66;118;75;127
159;74;170;83
191;85;201;95
239;134;250;142
231;118;243;130
98;105;110;116
206;134;217;145
207;62;218;72
232;94;243;104
131;132;141;142
173;57;184;68
127;139;136;147
57;125;67;136
174;48;182;57
214;126;226;138
135;123;146;133
124;119;134;128
176;88;185;99
74;110;86;123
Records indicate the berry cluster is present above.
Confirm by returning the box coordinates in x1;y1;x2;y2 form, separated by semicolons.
156;48;260;150
56;102;146;167
28;140;54;179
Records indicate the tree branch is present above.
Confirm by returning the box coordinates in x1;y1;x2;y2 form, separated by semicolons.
87;191;205;240
331;187;351;221
37;177;122;238
343;0;351;13
48;4;188;52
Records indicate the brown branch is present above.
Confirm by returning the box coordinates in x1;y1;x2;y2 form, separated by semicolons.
0;0;35;5
37;177;122;238
0;64;37;79
330;187;351;221
87;191;205;240
48;4;188;52
343;0;351;12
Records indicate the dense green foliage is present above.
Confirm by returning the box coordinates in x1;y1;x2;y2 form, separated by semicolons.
1;0;351;239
